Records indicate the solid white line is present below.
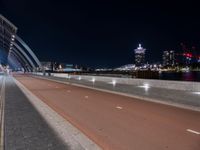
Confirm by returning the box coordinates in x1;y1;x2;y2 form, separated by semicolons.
187;129;200;135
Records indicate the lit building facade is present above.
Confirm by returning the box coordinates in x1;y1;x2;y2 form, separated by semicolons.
163;50;175;66
134;44;146;66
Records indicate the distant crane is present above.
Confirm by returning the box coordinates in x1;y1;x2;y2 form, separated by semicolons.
176;43;200;64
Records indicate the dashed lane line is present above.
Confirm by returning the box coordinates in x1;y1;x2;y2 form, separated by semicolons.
186;129;200;135
84;96;89;99
116;106;123;110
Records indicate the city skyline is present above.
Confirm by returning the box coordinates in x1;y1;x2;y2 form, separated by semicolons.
1;1;200;68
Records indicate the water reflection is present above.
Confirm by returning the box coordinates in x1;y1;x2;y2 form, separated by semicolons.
159;71;200;82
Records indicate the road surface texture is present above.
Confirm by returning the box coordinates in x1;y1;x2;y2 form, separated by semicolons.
2;75;70;150
15;74;200;150
36;75;200;110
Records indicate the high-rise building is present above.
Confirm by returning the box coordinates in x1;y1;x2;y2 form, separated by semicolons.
163;50;175;66
134;44;146;66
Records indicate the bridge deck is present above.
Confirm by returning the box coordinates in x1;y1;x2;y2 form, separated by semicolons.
13;74;200;150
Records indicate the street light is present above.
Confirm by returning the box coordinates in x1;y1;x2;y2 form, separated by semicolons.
90;77;95;83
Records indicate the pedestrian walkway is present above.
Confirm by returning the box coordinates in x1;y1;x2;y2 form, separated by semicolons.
3;75;69;150
37;75;200;111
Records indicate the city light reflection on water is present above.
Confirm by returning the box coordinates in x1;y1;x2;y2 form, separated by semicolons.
159;71;200;82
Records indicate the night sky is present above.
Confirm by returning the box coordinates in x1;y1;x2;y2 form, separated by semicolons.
1;0;200;68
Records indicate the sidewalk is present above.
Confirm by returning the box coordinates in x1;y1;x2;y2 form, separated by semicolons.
36;75;200;111
4;76;69;150
3;76;100;150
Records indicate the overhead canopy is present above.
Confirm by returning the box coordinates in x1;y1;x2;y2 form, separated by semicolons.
0;14;41;71
0;14;17;54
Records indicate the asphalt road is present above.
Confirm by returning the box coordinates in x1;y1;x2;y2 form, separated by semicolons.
15;75;200;150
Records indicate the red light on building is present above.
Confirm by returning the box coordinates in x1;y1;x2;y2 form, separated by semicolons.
183;53;192;58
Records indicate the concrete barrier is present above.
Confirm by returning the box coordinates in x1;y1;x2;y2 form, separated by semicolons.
34;72;200;92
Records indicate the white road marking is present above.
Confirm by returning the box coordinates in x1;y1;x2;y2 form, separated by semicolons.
116;106;123;110
186;129;200;135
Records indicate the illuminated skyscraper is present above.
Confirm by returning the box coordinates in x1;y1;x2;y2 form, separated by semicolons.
163;50;175;66
134;44;146;66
